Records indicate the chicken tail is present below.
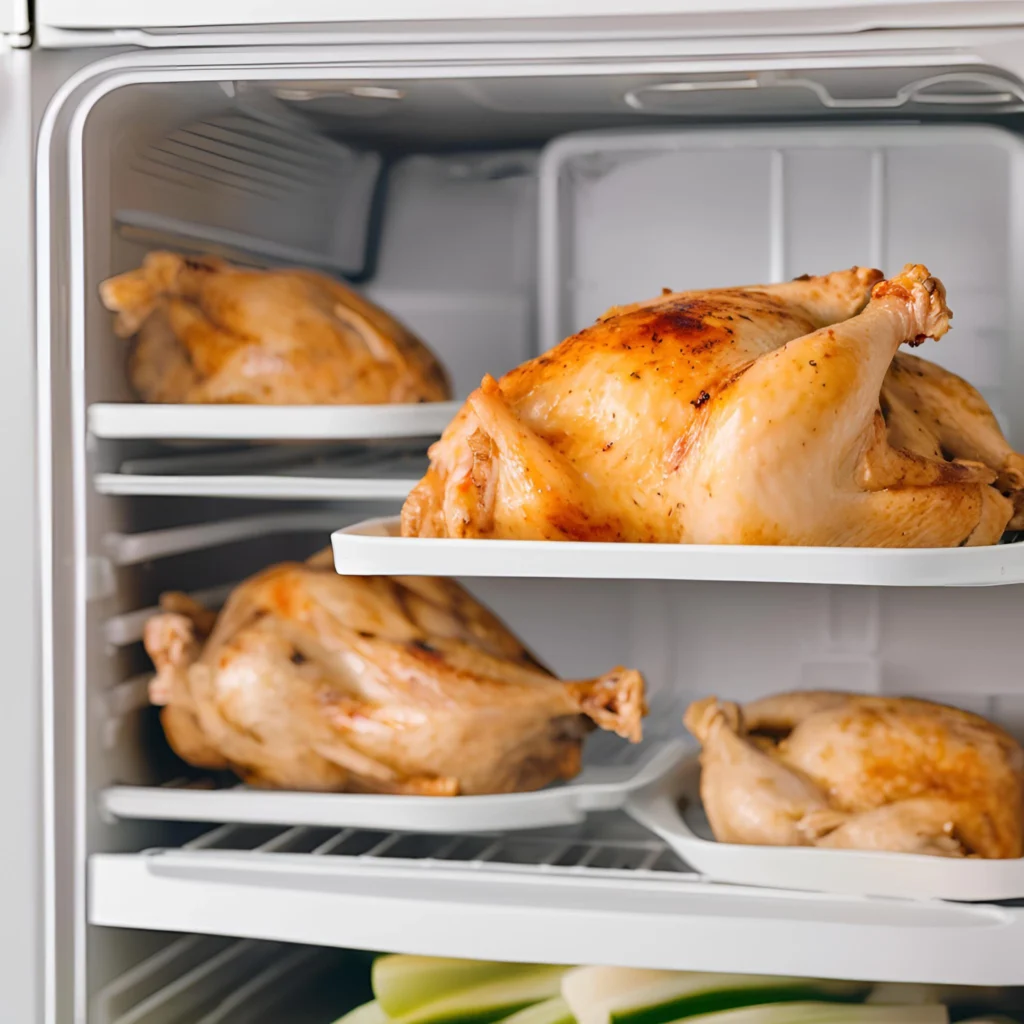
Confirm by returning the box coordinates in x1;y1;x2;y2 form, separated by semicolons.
568;667;647;742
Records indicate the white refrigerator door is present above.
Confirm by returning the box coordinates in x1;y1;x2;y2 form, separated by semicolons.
0;45;41;1024
33;0;1024;46
0;0;27;36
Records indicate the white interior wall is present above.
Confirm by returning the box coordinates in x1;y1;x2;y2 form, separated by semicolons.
53;60;1024;1021
556;127;1018;434
75;77;1024;818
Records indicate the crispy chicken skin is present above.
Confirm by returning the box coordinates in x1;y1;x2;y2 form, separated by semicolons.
144;551;646;795
684;692;1024;859
403;264;1024;546
100;252;451;405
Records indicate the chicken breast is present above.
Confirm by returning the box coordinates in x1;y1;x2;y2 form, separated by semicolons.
145;551;646;795
684;692;1024;859
100;252;451;405
403;265;1024;546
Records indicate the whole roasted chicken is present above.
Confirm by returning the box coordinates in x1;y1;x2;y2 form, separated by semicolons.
403;264;1024;546
100;252;451;405
685;692;1024;859
144;551;645;795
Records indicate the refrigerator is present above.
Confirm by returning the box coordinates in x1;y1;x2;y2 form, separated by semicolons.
12;1;1024;1021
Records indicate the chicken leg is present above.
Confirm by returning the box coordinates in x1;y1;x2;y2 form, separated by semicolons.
683;697;828;847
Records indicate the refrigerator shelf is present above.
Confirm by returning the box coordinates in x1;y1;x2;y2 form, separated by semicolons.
88;401;460;441
90;816;1024;986
95;472;417;501
96;444;426;501
332;516;1024;587
106;510;346;566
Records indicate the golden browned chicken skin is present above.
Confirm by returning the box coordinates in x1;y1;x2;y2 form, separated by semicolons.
100;252;451;405
403;264;1024;546
144;551;645;795
684;692;1024;859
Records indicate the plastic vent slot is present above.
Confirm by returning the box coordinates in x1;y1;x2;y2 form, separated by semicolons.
119;112;383;278
93;934;358;1024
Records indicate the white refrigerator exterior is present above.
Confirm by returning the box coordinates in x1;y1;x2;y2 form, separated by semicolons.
0;0;26;38
21;10;1024;1024
0;43;41;1024
30;0;1024;48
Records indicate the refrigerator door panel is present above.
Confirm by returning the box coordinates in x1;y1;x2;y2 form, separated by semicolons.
0;45;40;1024
0;0;27;36
34;0;1024;48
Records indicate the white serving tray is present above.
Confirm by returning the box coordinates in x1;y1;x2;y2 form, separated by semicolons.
100;738;685;834
625;753;1024;902
88;401;460;441
332;517;1024;588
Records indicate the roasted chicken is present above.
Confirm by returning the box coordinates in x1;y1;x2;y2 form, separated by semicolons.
100;252;451;404
403;264;1024;546
684;692;1024;859
144;551;645;795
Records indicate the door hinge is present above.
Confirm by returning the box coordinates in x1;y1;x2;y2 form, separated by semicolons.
0;31;31;49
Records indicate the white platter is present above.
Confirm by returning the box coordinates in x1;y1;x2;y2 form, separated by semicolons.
332;517;1024;588
100;739;685;834
88;401;460;441
625;753;1024;902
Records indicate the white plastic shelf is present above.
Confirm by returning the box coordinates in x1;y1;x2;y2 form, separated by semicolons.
107;510;345;566
88;402;460;441
90;816;1024;986
332;517;1024;587
95;448;427;502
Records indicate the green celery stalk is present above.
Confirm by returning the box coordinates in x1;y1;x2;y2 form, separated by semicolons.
497;997;576;1024
332;1000;391;1024
372;956;566;1024
680;1004;947;1023
562;968;866;1024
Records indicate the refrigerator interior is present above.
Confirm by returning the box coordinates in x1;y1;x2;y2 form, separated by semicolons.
34;43;1024;1022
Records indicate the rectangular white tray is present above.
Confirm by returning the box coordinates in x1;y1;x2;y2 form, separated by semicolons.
88;401;460;441
332;517;1024;587
100;739;685;834
625;753;1024;902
